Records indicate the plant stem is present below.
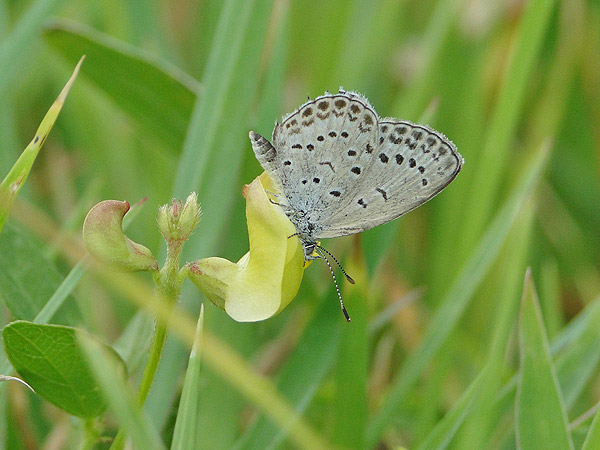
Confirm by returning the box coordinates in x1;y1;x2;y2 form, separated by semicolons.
80;417;98;450
109;238;185;450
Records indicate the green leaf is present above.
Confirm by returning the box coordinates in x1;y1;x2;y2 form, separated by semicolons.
171;306;204;450
0;56;83;232
2;321;125;418
390;0;461;118
453;193;536;449
0;223;78;322
516;270;574;449
44;19;200;152
485;294;600;447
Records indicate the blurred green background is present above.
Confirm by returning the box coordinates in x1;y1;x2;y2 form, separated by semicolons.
1;0;600;448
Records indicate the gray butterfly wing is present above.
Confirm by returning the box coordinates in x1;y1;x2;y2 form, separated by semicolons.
317;120;463;238
253;92;379;219
250;90;463;241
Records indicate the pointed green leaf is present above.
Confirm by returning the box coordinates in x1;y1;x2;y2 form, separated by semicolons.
516;270;573;449
171;306;204;450
0;56;83;232
3;321;125;418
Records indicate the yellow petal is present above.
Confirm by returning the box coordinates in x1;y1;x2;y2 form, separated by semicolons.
188;173;304;321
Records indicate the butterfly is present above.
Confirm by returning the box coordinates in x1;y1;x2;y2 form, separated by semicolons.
250;89;463;320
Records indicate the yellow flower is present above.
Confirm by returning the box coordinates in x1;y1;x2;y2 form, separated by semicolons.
187;173;304;322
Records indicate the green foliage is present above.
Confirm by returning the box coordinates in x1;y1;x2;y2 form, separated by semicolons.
45;19;199;151
1;0;600;449
0;224;79;324
3;321;125;418
516;271;573;449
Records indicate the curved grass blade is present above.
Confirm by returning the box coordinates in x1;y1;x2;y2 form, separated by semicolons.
416;368;487;450
457;0;558;258
0;56;83;232
487;293;600;447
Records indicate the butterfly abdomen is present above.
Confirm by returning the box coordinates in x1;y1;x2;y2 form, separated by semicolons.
249;131;277;168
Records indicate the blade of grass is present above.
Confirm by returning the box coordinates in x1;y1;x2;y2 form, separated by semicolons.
233;296;341;450
329;0;404;89
391;0;461;118
455;195;536;449
456;0;557;260
32;258;87;324
78;331;165;450
366;139;550;447
0;56;83;231
44;19;200;151
0;0;66;99
173;0;261;198
170;305;204;450
416;368;487;450
581;403;600;450
487;294;600;447
515;269;574;450
332;248;369;448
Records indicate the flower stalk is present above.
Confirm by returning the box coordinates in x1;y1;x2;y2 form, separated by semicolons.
83;176;306;448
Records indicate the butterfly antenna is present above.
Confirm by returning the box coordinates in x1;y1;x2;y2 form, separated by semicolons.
315;246;351;322
315;244;355;284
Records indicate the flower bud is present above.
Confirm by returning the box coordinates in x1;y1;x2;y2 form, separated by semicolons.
157;193;201;242
83;200;157;271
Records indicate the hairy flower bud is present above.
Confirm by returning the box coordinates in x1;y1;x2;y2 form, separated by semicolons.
157;193;201;242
